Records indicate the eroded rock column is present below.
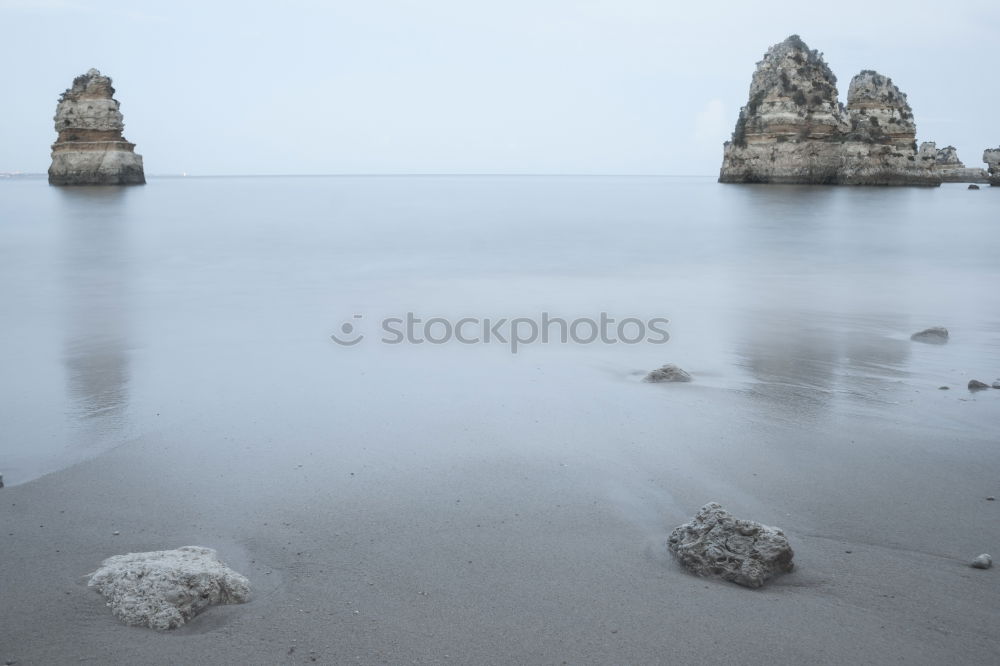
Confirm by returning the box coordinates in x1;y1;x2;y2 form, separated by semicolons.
48;69;145;186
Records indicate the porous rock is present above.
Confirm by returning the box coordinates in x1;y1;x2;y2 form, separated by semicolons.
667;502;794;588
932;144;962;167
49;69;145;185
88;546;250;630
910;327;949;344
643;364;692;383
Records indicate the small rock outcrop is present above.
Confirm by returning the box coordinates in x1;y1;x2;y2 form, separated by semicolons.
932;144;961;167
968;380;990;391
49;69;145;186
644;364;692;383
910;327;949;344
918;142;988;183
720;36;938;186
667;502;794;588
985;148;1000;186
971;554;992;569
88;546;250;630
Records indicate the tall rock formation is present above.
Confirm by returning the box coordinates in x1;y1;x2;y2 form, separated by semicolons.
719;36;938;186
984;148;1000;186
48;69;145;186
720;36;846;184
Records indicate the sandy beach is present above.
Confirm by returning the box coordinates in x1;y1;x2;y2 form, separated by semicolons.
3;345;999;664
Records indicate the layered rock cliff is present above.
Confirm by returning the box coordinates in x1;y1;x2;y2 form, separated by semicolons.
984;148;1000;186
917;142;988;182
48;69;145;186
719;37;938;186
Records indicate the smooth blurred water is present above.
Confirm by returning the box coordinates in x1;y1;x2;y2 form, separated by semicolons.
1;175;998;485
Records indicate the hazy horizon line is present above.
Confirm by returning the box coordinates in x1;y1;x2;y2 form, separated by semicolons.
3;172;719;179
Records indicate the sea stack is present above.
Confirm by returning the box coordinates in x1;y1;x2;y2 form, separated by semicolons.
984;148;1000;186
719;36;938;186
48;69;145;186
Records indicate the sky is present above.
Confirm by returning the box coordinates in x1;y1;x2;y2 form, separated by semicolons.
1;0;997;175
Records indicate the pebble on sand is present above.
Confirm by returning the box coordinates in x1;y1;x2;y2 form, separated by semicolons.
971;554;992;570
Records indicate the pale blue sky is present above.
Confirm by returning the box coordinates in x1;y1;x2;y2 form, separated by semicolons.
2;0;997;174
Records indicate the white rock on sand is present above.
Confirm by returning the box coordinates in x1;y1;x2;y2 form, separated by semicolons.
668;502;794;588
88;546;250;630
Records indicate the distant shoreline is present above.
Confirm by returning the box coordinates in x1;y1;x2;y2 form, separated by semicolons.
2;172;717;179
4;172;996;182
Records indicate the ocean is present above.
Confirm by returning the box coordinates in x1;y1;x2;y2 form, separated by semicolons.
1;175;998;485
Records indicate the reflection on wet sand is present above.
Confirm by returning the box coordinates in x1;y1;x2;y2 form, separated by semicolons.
735;311;912;417
719;186;917;417
57;187;132;443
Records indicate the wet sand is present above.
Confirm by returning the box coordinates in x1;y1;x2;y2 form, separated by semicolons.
2;354;999;664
